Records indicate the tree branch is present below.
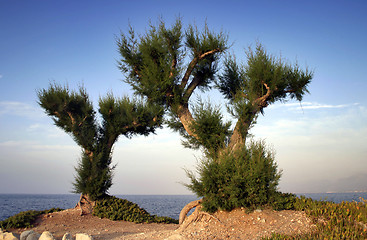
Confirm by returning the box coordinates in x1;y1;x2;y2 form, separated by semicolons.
133;66;142;80
180;48;222;89
169;56;177;79
183;76;200;101
284;89;296;93
124;121;140;129
67;111;75;125
78;115;88;127
254;83;271;107
180;57;199;89
54;111;61;118
199;48;221;59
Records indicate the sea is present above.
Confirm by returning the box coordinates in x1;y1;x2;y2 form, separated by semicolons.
1;192;367;222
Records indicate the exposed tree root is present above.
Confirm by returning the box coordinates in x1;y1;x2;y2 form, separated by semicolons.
178;199;224;231
199;211;223;224
179;199;203;224
74;194;94;216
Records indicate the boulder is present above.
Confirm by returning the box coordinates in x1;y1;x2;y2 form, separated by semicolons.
2;232;18;240
26;232;41;240
76;233;93;240
62;233;72;240
39;231;55;240
20;230;35;240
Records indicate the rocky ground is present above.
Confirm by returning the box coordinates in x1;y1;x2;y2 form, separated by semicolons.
8;207;316;239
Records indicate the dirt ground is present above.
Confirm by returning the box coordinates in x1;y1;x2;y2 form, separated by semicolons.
8;207;316;240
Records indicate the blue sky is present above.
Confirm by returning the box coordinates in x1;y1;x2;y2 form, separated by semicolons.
0;0;366;194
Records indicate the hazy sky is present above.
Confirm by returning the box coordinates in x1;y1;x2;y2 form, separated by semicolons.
0;0;366;195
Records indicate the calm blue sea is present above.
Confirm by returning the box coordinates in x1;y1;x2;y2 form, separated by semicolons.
0;194;198;221
1;192;366;221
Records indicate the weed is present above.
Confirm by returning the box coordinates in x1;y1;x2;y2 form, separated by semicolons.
263;197;367;239
93;196;178;224
0;208;62;230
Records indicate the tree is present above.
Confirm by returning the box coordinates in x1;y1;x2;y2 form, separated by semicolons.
38;84;163;213
117;18;313;222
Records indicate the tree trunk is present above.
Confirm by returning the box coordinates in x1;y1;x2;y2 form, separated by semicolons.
227;127;245;153
75;194;95;216
179;199;203;224
227;101;260;153
227;116;253;153
176;104;198;139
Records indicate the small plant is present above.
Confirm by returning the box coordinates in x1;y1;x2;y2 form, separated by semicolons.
0;208;62;230
93;196;178;224
263;197;367;239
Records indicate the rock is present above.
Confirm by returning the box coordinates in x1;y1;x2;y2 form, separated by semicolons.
76;233;93;240
62;233;72;240
26;232;41;240
2;232;18;240
20;230;34;240
39;231;55;240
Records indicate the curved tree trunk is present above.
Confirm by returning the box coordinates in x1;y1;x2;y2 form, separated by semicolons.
177;104;198;139
179;199;203;224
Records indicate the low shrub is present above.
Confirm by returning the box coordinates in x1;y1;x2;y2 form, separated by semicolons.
263;197;367;239
0;208;62;230
93;196;178;224
185;140;282;213
269;192;298;211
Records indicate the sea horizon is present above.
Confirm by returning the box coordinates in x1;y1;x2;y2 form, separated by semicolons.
1;192;367;221
1;190;367;195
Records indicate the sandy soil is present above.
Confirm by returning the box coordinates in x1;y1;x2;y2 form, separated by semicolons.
8;207;316;239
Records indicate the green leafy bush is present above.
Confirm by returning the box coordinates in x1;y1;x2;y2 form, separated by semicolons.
269;192;298;211
263;197;367;240
185;140;282;212
93;196;178;224
0;208;62;230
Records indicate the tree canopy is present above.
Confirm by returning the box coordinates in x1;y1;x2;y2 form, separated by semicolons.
118;18;313;215
117;18;313;158
38;83;163;200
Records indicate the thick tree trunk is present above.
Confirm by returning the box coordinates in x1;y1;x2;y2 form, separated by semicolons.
75;194;95;216
227;116;253;152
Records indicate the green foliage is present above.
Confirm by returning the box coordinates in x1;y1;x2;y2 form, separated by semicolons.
37;84;97;150
119;17;312;158
263;197;367;240
185;140;281;213
117;18;228;109
0;208;62;230
73;151;114;200
218;43;313;105
93;196;178;224
173;100;232;158
38;84;163;200
216;55;246;102
269;192;298;211
99;94;163;138
216;43;313;143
